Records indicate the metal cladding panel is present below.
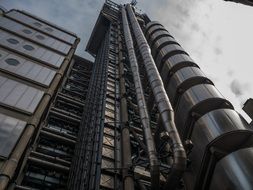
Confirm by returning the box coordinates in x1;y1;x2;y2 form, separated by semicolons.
145;21;162;33
160;54;197;81
151;36;177;56
156;44;187;70
149;29;171;40
0;113;26;158
146;25;167;41
6;10;76;44
166;67;209;106
175;84;232;139
0;48;56;86
0;76;44;114
210;147;253;190
149;30;173;49
0;17;71;54
0;29;64;68
188;109;252;187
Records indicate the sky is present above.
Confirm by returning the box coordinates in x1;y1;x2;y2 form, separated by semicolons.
1;0;253;121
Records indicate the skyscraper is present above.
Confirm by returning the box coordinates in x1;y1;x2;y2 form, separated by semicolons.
0;7;93;190
0;1;253;190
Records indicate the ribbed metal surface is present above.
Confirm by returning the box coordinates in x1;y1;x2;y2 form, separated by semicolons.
160;54;198;81
146;25;168;41
191;109;253;189
210;147;253;190
0;2;252;190
166;66;211;107
151;36;178;56
155;43;187;70
146;20;253;190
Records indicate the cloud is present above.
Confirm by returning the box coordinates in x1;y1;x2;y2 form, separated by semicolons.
230;80;243;96
227;69;234;76
214;47;223;55
230;79;250;97
190;22;200;32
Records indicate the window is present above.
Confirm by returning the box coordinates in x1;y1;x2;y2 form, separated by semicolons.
45;27;53;32
34;22;42;27
0;114;26;158
5;58;20;66
23;45;34;51
36;35;45;40
7;38;19;45
22;29;32;34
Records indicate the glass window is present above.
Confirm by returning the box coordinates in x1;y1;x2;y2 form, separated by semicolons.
5;58;20;66
7;38;19;44
36;35;45;40
22;29;32;34
0;113;26;158
34;22;42;27
23;45;34;51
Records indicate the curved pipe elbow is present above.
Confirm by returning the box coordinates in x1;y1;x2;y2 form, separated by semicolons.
126;4;187;190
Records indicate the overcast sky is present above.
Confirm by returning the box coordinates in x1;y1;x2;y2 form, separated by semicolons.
1;0;253;121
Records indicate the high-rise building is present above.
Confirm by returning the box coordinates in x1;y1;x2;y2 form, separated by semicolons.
0;1;253;190
0;6;93;190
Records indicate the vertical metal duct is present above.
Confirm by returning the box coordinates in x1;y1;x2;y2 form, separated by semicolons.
125;4;186;189
118;35;135;190
121;7;160;190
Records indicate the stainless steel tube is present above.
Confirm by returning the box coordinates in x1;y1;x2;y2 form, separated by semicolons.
118;34;135;190
125;4;186;189
121;7;160;190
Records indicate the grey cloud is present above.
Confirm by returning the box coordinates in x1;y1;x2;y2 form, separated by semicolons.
175;4;190;18
201;31;208;39
191;22;200;32
230;79;246;97
214;47;223;55
172;22;183;30
227;69;234;76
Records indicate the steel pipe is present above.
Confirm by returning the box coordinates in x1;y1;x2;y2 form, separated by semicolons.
122;7;160;190
126;4;186;190
118;34;135;190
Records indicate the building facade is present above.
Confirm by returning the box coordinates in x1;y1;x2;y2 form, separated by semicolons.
0;1;253;190
0;7;93;190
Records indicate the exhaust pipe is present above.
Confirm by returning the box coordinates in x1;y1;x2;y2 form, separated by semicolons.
125;4;186;190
